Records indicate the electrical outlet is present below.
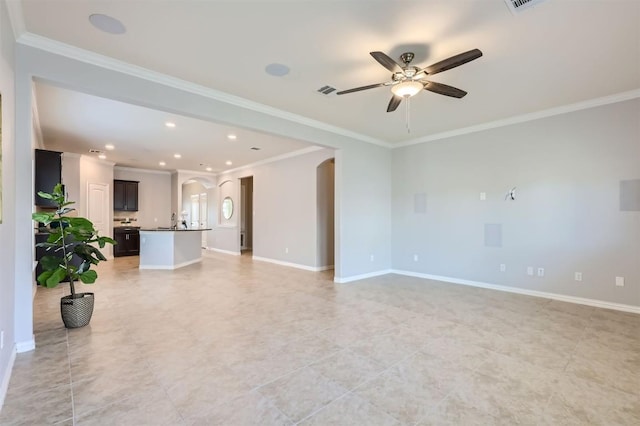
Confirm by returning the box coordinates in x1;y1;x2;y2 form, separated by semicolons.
575;272;582;282
615;276;625;287
480;192;486;201
285;247;289;254
370;254;374;262
527;266;534;276
413;254;419;262
1;330;4;350
537;268;545;277
500;264;506;272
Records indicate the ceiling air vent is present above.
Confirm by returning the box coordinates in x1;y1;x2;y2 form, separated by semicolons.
88;149;104;154
504;0;547;14
316;85;337;95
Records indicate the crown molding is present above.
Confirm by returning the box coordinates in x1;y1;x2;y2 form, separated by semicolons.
16;32;390;148
174;169;217;176
114;165;171;175
395;89;640;148
5;0;26;41
220;146;326;176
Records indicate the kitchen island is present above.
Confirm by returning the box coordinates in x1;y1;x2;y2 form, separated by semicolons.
139;228;211;270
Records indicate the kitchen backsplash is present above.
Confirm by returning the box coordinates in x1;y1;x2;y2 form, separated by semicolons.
114;213;138;224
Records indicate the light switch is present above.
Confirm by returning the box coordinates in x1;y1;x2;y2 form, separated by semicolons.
480;192;486;201
616;276;625;287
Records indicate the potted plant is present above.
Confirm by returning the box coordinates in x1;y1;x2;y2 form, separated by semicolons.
32;183;116;328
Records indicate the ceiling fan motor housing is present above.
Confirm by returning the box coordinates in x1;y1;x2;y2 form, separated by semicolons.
400;52;414;65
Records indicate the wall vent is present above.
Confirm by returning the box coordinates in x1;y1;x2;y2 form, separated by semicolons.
504;0;547;14
88;149;104;154
316;85;337;95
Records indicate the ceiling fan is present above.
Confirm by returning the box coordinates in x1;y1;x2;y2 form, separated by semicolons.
336;48;483;112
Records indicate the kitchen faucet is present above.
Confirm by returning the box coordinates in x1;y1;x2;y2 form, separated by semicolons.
171;212;177;230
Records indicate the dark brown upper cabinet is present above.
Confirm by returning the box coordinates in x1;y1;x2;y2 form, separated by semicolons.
113;180;139;211
34;149;62;207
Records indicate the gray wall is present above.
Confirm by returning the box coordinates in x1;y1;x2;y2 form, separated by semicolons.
10;42;394;355
337;143;392;278
0;0;16;404
392;99;640;306
214;148;336;269
114;167;172;228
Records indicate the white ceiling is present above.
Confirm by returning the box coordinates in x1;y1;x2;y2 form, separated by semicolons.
14;0;640;169
33;82;313;172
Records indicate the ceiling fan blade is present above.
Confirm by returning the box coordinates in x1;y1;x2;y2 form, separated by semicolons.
387;95;402;112
336;83;386;95
370;51;403;73
424;81;468;98
424;48;483;75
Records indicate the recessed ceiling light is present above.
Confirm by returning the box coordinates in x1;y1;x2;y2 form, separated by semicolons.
159;161;166;166
89;14;126;35
206;167;212;172
105;144;115;150
227;134;237;140
98;154;107;160
225;161;232;166
265;63;290;77
165;121;176;128
174;154;181;159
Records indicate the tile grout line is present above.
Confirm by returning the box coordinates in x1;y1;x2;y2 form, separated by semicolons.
65;328;76;426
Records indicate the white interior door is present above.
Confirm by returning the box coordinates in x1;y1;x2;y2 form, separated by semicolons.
190;194;199;228
87;182;110;254
199;193;208;247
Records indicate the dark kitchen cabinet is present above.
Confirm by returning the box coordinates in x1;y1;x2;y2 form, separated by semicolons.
114;180;139;211
113;227;140;257
35;149;62;207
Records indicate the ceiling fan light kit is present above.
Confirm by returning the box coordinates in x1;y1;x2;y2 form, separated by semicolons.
337;48;483;114
391;81;423;98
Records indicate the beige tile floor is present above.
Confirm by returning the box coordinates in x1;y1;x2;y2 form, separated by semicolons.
1;251;639;425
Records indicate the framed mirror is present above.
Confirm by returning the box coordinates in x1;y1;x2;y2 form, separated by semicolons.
222;196;233;220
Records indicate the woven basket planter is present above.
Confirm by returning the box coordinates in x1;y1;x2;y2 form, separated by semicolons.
60;292;95;328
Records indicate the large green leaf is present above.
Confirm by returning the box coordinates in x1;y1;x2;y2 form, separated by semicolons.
36;191;54;200
39;255;64;271
97;236;117;248
45;268;67;288
79;270;98;284
36;270;54;286
32;212;55;224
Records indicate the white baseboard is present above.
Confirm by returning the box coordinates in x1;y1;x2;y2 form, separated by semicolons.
334;269;392;284
317;265;335;271
138;258;202;270
206;247;241;256
15;337;35;353
0;345;17;411
391;270;640;314
252;256;329;272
